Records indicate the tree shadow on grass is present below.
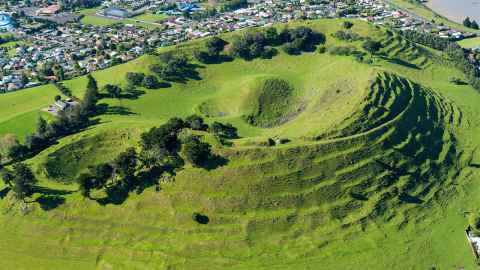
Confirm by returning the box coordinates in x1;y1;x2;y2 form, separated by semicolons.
36;195;66;211
469;163;480;168
96;166;167;206
154;81;172;89
0;187;10;199
135;166;164;194
350;192;368;201
94;153;227;206
452;80;468;86
98;89;146;100
192;212;210;224
200;55;234;65
29;186;72;211
122;89;146;99
399;193;424;204
97;103;137;116
385;57;420;70
33;186;74;196
202;155;229;171
96;184;129;206
164;64;205;84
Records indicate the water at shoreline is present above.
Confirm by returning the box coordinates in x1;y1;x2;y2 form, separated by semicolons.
425;0;480;23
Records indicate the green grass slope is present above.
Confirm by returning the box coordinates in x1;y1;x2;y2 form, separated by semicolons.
243;77;304;127
1;19;480;269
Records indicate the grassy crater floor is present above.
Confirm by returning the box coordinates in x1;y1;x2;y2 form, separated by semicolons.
1;19;480;269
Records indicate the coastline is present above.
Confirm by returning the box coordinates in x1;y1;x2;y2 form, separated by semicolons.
424;0;480;23
386;0;474;32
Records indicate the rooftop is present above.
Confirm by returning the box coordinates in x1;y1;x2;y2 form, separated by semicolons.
0;13;13;30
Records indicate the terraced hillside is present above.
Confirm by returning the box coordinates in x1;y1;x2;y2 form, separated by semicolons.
381;33;435;68
1;19;480;269
185;72;467;248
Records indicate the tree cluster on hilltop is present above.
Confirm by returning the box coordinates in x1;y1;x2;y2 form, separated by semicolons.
148;52;199;84
332;30;363;42
463;17;480;30
1;113;237;204
194;36;230;64
219;26;325;61
281;26;326;55
75;115;237;203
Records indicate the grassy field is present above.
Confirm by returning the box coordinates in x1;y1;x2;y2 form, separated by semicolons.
458;37;480;48
1;19;480;269
133;12;168;23
78;7;116;26
0;84;58;141
78;8;166;29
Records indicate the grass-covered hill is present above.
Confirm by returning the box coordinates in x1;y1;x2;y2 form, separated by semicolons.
1;19;480;269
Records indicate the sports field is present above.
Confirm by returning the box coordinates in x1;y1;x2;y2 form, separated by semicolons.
78;8;166;28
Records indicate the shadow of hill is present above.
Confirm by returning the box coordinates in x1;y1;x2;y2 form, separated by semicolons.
386;58;420;70
97;104;137;116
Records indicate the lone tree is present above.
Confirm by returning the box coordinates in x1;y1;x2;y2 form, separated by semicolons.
36;117;48;138
81;74;99;116
343;21;354;29
195;37;229;63
142;75;160;89
206;36;227;56
362;40;383;55
104;84;122;99
464;17;472;28
76;173;95;198
125;72;145;86
150;53;190;81
281;26;325;55
472;20;480;30
2;163;38;201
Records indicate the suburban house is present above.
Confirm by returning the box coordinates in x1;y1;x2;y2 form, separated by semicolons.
36;5;61;16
